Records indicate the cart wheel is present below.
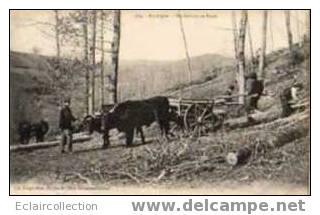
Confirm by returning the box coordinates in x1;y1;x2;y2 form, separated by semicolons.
183;104;217;137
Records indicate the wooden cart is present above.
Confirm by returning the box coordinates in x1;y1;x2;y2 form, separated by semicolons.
168;96;242;137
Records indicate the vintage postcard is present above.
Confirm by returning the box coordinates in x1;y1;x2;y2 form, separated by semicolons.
10;10;310;195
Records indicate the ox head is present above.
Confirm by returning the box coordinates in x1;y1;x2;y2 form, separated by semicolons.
80;103;128;135
79;115;100;134
103;111;120;131
80;111;119;134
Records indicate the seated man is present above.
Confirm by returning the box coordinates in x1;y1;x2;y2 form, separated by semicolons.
280;83;303;117
225;84;235;102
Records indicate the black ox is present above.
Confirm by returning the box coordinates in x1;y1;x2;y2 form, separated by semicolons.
18;120;49;145
83;96;183;148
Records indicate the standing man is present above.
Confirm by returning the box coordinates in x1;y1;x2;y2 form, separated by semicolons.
59;98;76;153
245;72;264;120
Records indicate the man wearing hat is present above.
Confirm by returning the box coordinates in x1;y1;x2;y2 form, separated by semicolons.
59;98;76;153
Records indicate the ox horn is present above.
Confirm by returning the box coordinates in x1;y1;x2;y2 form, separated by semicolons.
109;104;118;113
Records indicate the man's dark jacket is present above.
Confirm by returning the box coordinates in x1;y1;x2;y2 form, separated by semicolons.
59;106;75;130
245;72;264;111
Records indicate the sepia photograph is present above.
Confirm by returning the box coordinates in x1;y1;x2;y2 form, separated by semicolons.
9;10;310;195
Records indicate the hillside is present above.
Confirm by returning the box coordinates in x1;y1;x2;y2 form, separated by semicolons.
10;51;234;144
168;44;307;98
10;44;310;194
9;45;308;144
119;54;234;99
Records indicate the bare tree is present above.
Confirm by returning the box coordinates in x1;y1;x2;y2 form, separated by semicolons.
285;10;294;61
54;10;61;62
100;10;105;107
82;10;90;115
237;10;248;104
295;11;302;45
258;11;268;80
247;19;254;66
89;10;97;114
179;13;192;84
231;11;239;61
304;11;310;93
304;11;310;45
111;10;121;104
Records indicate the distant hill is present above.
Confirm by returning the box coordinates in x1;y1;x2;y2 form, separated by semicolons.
118;54;234;100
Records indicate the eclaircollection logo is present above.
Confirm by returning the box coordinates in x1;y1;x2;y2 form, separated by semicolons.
15;201;98;211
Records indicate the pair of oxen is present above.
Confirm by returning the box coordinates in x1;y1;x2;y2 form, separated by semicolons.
82;96;183;148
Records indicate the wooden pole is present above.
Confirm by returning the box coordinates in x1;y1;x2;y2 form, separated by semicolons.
10;134;91;152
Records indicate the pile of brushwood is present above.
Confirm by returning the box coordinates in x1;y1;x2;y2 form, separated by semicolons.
61;108;309;186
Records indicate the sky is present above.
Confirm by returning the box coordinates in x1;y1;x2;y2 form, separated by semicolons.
10;10;308;61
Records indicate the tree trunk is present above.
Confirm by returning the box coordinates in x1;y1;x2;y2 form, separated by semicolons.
231;10;239;81
237;11;248;104
304;11;310;94
231;11;239;60
247;19;254;66
82;10;90;115
258;11;268;80
295;11;301;45
54;10;61;62
111;10;121;104
285;10;294;62
269;11;274;51
304;10;310;50
89;10;97;114
179;13;192;84
100;11;105;107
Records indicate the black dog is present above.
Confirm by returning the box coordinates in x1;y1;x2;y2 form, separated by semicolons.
18;120;49;144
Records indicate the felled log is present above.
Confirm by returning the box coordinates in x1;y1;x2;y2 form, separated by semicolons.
226;147;252;166
291;101;309;109
10;133;91;152
224;111;279;130
226;112;309;166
